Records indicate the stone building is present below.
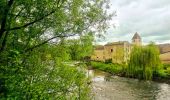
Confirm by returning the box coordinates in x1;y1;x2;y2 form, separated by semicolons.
91;33;140;64
132;32;142;46
91;32;170;64
104;41;131;64
158;44;170;63
91;45;105;61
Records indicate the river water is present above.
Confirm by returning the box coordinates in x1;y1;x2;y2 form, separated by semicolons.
87;69;170;100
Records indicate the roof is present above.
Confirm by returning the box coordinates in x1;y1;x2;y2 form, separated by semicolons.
105;41;130;46
158;44;170;54
132;32;141;40
95;45;104;50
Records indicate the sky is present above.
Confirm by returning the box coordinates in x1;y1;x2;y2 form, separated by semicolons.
96;0;170;45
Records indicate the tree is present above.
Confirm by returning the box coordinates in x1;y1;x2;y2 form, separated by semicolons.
0;0;113;99
0;0;113;52
68;32;94;60
126;43;161;80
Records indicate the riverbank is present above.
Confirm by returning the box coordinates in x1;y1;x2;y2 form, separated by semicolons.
90;61;170;84
89;61;124;76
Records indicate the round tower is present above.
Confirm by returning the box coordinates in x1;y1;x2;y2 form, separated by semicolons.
132;32;142;46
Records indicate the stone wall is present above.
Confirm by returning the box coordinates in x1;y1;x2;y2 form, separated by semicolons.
91;49;105;61
91;41;131;64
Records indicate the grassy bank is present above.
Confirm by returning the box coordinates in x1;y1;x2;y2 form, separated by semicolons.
90;61;125;75
90;61;170;83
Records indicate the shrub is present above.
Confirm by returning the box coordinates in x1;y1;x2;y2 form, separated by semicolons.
105;59;112;64
90;61;123;75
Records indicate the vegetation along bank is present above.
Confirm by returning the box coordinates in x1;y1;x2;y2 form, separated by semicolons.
90;44;170;83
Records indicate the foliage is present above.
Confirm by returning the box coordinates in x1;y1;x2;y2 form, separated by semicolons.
0;45;92;99
105;58;112;64
91;61;124;75
67;33;94;60
52;39;71;61
0;0;113;99
0;0;113;52
156;64;170;79
126;43;162;80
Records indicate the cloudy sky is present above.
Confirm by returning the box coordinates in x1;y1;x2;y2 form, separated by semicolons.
97;0;170;45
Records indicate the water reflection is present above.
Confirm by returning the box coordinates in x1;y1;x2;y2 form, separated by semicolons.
88;69;170;100
87;69;110;82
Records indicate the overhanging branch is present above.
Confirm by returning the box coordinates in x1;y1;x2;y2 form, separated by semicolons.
24;33;77;52
7;0;63;31
8;10;56;31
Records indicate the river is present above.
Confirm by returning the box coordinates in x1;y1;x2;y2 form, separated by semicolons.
87;69;170;100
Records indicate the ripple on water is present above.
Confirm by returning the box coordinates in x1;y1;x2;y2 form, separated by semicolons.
88;69;170;100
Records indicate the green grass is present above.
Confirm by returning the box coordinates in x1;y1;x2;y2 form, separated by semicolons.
90;61;125;75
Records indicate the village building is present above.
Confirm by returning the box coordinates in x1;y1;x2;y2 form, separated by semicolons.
91;32;141;64
104;41;131;64
91;45;105;61
132;32;142;46
91;32;170;64
158;44;170;64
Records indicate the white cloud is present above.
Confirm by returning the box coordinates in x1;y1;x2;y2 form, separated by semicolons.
97;0;170;45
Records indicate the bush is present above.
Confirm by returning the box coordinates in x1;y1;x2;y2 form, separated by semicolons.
161;64;170;78
105;59;112;64
90;61;123;75
157;69;167;78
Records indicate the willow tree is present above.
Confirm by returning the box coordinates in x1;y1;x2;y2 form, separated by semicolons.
126;43;161;80
0;0;114;99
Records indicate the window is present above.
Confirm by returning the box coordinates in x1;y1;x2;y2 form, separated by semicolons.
111;49;113;52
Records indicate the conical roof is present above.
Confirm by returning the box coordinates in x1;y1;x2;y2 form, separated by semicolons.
132;32;141;40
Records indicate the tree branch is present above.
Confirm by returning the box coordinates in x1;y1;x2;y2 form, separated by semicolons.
0;0;14;39
14;8;24;19
7;0;64;31
24;21;94;53
24;33;76;52
8;10;56;31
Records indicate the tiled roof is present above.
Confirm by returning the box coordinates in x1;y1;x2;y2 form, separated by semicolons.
105;41;130;46
158;44;170;54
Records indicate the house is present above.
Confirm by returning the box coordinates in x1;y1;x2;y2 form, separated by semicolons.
91;32;141;64
91;32;170;64
91;45;105;61
104;41;131;64
158;44;170;64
